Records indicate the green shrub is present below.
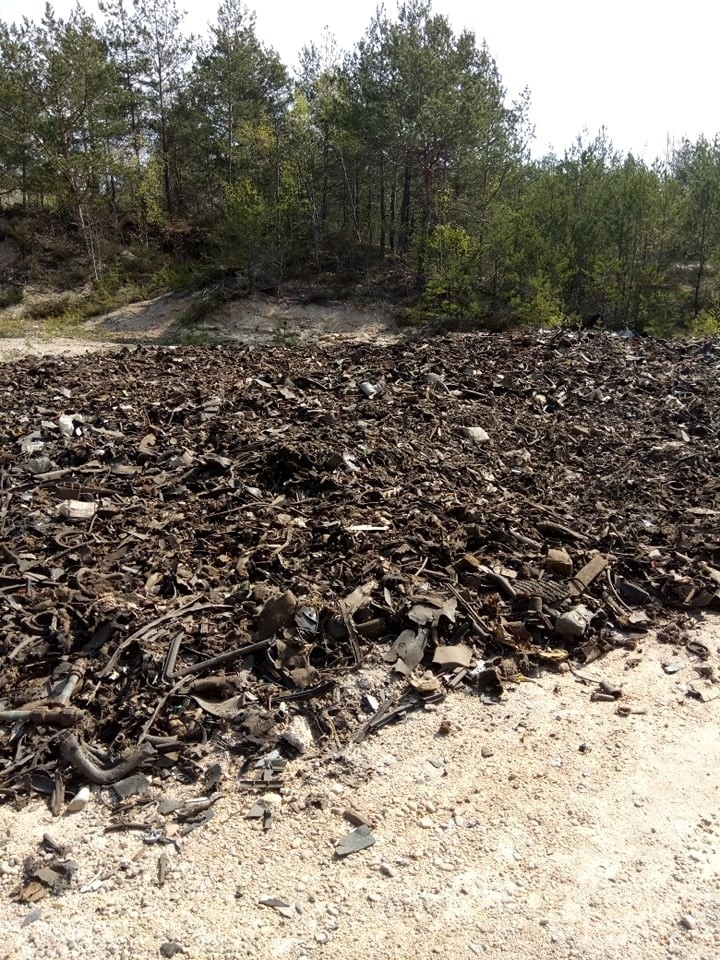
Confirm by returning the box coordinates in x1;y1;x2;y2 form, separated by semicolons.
686;309;720;338
423;225;481;317
22;293;72;320
512;276;569;328
0;286;23;309
177;294;224;328
272;318;300;346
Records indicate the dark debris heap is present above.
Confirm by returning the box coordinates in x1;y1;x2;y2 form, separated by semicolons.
1;330;719;802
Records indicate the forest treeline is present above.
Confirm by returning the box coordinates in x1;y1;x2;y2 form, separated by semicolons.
1;0;720;334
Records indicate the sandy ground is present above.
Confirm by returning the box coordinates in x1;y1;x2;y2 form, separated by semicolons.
92;293;400;346
0;294;399;363
1;617;719;960
0;337;116;362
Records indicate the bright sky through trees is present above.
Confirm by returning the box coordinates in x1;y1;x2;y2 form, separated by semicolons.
0;0;714;160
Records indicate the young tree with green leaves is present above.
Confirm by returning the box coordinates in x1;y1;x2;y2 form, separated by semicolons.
671;136;720;319
132;0;192;216
175;0;287;216
0;6;126;274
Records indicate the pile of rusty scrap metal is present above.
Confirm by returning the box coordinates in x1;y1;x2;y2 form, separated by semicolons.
1;329;718;802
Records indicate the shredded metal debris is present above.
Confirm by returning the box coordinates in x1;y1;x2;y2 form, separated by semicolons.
1;331;718;805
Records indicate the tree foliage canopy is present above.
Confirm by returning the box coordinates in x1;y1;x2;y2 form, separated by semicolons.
1;0;719;332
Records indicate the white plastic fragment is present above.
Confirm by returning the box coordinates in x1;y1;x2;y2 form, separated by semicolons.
254;748;281;768
282;715;316;754
58;499;97;522
359;381;381;398
26;457;55;475
461;426;491;444
261;792;282;808
66;786;91;813
469;660;487;678
555;604;594;639
58;414;84;438
19;433;44;454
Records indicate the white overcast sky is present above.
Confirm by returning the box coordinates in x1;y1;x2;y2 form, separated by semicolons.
0;0;716;161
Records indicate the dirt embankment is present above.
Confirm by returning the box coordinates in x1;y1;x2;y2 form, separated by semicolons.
0;292;400;362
